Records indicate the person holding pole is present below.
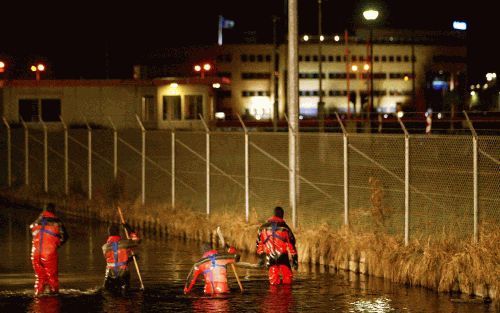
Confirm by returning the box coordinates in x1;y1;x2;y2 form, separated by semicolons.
102;222;141;296
256;206;298;285
183;243;240;295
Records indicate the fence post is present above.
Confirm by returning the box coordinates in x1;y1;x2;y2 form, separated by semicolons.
2;117;11;187
464;111;478;243
335;113;349;227
41;119;49;193
284;114;297;228
398;117;410;246
200;114;210;217
60;116;69;195
108;117;118;180
136;115;146;205
21;119;29;186
237;114;249;222
86;120;92;200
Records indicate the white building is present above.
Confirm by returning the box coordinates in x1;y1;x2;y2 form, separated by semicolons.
0;78;227;129
137;29;467;120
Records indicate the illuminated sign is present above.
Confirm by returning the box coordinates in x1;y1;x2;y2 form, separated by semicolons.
452;21;467;31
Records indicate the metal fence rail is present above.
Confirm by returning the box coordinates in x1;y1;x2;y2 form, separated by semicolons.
1;117;499;244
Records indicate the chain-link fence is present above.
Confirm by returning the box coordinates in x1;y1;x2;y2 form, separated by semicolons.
0;122;498;243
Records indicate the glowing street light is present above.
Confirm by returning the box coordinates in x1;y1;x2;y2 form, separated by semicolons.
31;63;46;81
0;61;5;73
194;63;212;79
334;35;340;42
363;9;379;21
363;63;370;71
351;65;358;72
303;35;309;41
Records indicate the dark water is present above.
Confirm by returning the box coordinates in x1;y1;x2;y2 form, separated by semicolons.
0;206;495;313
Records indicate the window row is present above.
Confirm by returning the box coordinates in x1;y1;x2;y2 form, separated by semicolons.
299;90;389;97
241;90;271;97
240;54;272;62
241;72;271;79
298;72;414;80
298;55;416;63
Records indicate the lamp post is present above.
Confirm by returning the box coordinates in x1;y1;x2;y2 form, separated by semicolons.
363;9;378;125
31;63;45;81
194;63;211;79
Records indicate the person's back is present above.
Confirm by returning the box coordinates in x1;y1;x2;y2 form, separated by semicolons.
184;244;239;294
102;223;140;295
30;203;68;296
256;206;298;285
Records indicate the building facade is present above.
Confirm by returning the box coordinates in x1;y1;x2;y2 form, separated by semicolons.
0;78;225;129
137;29;467;120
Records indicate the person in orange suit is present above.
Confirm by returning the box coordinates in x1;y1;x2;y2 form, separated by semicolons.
256;206;298;285
30;203;68;296
184;243;239;295
102;223;140;295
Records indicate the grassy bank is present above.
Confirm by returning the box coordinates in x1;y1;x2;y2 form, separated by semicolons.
1;186;498;301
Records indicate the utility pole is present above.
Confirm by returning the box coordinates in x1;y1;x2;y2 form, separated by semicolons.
288;0;299;228
272;15;280;131
318;0;324;132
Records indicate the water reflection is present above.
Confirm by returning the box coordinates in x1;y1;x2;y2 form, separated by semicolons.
261;285;293;313
28;296;61;313
101;291;144;313
350;297;395;313
192;296;230;313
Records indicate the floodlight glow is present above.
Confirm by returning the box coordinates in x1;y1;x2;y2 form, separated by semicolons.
170;83;178;88
212;83;221;89
215;112;225;119
404;76;409;81
334;35;340;42
470;91;476;96
452;21;467;31
363;9;379;21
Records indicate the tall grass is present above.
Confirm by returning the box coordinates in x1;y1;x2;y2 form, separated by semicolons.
1;187;498;300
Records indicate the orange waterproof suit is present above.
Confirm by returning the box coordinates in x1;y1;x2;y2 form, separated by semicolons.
102;230;140;293
30;211;68;295
256;216;298;285
184;249;239;294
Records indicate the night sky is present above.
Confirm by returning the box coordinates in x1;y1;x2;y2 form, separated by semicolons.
0;0;496;83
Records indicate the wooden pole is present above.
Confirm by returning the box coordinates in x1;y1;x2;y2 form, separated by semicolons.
117;206;145;290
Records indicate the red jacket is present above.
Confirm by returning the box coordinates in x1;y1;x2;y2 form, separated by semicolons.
30;211;68;256
184;250;238;294
102;232;140;277
256;216;297;257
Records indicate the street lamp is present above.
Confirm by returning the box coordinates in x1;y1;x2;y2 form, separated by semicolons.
194;63;211;79
363;9;379;122
31;63;46;81
0;61;5;73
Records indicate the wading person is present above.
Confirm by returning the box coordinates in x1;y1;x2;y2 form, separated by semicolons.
102;223;140;295
184;244;239;295
30;203;68;296
256;206;298;285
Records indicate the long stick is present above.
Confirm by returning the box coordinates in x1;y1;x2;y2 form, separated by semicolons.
216;227;243;292
117;206;145;290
